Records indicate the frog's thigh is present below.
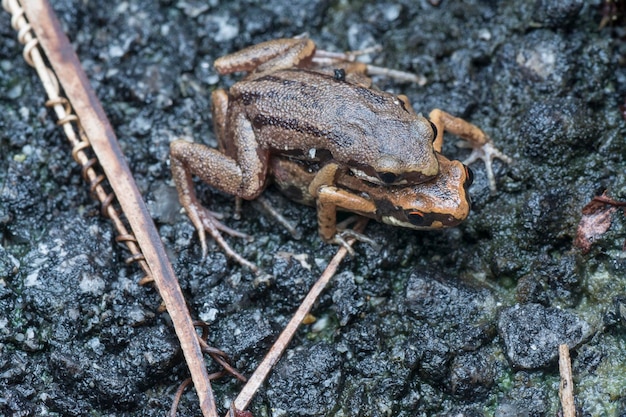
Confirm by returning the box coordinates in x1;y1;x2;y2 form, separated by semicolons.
170;140;243;196
429;109;488;152
231;113;270;198
315;186;376;241
214;38;316;74
211;89;229;152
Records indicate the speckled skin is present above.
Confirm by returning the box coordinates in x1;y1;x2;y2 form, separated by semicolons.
225;67;440;185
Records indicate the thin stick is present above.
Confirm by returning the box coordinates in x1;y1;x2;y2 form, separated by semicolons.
226;218;368;415
558;344;576;417
313;48;427;85
14;1;217;415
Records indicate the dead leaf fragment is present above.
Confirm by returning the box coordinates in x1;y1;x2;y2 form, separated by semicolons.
574;194;626;253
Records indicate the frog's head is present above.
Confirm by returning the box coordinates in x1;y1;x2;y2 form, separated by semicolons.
377;157;473;230
349;114;440;186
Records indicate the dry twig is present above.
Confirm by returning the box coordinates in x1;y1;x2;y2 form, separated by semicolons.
226;218;368;416
5;0;217;415
559;344;576;417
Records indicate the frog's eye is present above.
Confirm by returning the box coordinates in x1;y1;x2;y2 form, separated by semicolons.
378;172;399;184
407;211;426;226
429;121;438;143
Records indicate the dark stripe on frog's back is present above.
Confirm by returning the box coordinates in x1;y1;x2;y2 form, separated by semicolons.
250;114;352;148
230;68;401;149
234;70;332;112
240;68;391;108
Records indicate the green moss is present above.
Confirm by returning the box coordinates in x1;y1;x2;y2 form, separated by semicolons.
577;334;626;415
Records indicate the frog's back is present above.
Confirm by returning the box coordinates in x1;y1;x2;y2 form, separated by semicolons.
229;69;415;147
227;68;438;180
231;68;408;122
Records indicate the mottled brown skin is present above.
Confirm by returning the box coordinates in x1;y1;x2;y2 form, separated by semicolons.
271;153;473;242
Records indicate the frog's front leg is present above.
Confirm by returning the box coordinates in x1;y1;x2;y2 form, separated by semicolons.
314;185;379;254
429;109;512;193
307;162;378;252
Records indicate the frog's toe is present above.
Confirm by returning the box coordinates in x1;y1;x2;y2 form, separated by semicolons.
254;195;302;240
330;228;380;254
343;229;381;251
459;140;512;193
206;209;225;220
328;234;356;256
210;219;254;242
206;226;258;272
199;206;253;241
197;209;258;271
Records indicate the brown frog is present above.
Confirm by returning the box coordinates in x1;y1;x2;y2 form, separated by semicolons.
169;38;511;269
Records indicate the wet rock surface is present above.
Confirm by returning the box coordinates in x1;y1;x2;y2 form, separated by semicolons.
266;343;342;416
498;303;591;369
2;0;626;416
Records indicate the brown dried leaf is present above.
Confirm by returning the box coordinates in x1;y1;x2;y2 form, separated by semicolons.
574;194;625;253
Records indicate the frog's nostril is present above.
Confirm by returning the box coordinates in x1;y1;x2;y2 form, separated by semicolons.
378;172;399;184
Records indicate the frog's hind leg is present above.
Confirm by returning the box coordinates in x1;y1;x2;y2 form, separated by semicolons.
312;47;426;85
211;89;230;154
254;195;302;240
212;89;246;220
170;139;266;271
429;109;512;193
214;38;316;75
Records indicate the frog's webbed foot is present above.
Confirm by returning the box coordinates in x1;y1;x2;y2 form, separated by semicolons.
458;139;513;194
195;206;258;272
